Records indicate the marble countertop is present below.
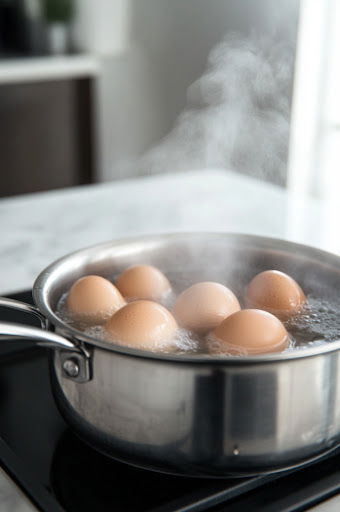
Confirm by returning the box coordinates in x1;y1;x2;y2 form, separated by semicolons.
0;168;338;295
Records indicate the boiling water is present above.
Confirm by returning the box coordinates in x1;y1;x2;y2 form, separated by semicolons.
82;324;200;354
56;274;340;356
285;297;340;350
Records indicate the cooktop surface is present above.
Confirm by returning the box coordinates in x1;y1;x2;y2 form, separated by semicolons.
0;291;340;512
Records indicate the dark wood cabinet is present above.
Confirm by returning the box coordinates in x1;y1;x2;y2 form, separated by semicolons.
0;77;94;197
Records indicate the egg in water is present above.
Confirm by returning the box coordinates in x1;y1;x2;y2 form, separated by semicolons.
105;300;177;351
66;275;125;324
245;270;306;320
208;309;289;355
172;282;240;334
115;264;171;301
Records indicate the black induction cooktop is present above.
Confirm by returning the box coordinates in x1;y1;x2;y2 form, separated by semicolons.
0;291;340;512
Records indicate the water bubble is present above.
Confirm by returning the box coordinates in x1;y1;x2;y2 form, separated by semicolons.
172;329;200;354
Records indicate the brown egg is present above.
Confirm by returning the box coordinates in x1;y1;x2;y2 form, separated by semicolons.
115;264;171;301
105;300;178;351
172;282;240;334
245;270;306;319
66;275;125;324
209;309;288;355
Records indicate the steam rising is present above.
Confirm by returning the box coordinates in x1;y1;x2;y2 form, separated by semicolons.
139;31;295;185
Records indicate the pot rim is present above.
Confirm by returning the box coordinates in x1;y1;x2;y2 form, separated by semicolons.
33;232;340;365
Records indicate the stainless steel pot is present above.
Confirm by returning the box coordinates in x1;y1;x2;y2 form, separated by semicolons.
1;233;340;478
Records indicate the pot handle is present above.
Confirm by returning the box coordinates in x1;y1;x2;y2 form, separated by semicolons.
0;296;47;329
0;297;91;383
0;321;79;351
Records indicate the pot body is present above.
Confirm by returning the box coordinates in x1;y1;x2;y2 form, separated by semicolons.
28;233;340;476
50;342;340;477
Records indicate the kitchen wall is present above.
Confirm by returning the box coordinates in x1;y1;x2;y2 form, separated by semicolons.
75;0;299;183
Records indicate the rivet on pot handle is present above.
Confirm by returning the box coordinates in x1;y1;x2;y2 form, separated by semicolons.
0;297;91;383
